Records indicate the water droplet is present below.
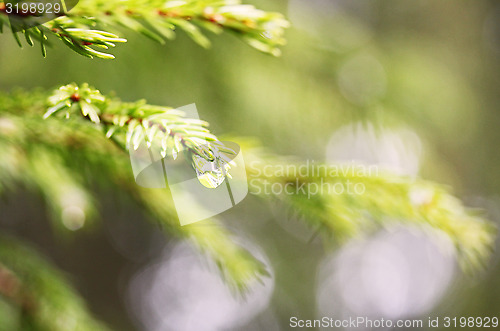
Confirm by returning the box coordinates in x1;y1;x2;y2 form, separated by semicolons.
192;154;227;189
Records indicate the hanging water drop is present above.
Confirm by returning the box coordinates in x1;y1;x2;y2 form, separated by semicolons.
192;154;228;189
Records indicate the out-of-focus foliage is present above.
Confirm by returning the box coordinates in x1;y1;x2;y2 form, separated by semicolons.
246;153;496;273
0;235;110;331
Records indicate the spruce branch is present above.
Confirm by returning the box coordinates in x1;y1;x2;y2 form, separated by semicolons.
44;83;234;173
0;0;290;58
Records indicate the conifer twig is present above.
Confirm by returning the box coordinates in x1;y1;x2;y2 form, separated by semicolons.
0;0;290;58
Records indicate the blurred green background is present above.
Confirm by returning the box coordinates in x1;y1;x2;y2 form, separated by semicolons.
1;0;499;330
